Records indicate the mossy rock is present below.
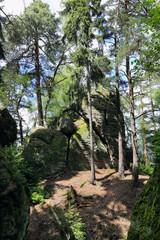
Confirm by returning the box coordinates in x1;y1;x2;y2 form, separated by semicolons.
23;127;68;183
80;91;125;167
0;107;17;147
0;184;30;240
0;149;30;240
69;119;109;170
59;112;77;137
30;126;54;144
48;91;127;171
127;165;160;240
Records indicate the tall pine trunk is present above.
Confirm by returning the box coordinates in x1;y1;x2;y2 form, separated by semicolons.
141;96;148;166
86;61;95;184
115;0;125;178
35;35;44;126
125;0;139;185
148;78;156;132
127;58;139;184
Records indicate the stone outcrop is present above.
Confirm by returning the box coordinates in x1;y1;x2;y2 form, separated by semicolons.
59;91;126;170
22;127;68;182
23;91;126;174
68;118;110;170
0;108;30;240
0;106;17;147
127;166;160;240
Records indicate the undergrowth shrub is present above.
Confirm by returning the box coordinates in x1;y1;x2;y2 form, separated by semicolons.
139;164;154;176
3;144;53;205
31;185;53;205
49;206;87;240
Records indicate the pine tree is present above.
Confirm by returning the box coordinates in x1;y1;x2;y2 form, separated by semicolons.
61;0;109;184
3;0;60;126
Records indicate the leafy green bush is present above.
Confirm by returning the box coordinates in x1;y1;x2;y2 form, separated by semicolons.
31;187;45;204
31;185;53;205
139;163;154;176
64;210;87;240
3;144;26;184
49;206;87;240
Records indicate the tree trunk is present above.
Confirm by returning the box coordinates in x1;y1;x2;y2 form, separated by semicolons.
86;62;95;184
115;0;125;178
127;59;139;185
125;0;139;185
35;35;43;126
151;98;156;132
148;78;156;132
66;137;71;167
19;116;23;144
16;109;23;144
44;90;51;127
141;97;148;166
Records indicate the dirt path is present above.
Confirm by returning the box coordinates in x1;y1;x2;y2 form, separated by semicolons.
25;169;149;240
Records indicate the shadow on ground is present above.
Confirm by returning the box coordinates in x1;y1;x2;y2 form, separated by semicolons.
25;169;149;240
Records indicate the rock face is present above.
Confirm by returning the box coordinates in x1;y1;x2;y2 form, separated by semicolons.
23;127;68;182
23;91;126;174
0;109;30;240
68;119;110;170
60;91;126;170
80;91;124;166
0;107;17;147
127;166;160;240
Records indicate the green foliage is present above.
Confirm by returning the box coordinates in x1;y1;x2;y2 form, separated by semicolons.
3;144;26;184
31;184;53;204
139;163;154;176
64;210;87;240
31;189;45;204
49;206;87;240
0;72;32;117
61;0;110;86
151;129;160;162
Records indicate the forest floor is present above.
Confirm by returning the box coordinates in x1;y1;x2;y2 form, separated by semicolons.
24;169;149;240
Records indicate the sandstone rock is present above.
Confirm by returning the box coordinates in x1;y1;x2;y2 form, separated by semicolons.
23;127;68;182
0;149;30;240
127;166;160;240
0;107;17;147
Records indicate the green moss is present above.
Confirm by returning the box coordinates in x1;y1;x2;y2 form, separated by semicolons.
30;127;54;144
59;112;77;137
127;165;160;240
23;129;68;183
69;119;109;170
0;174;30;240
69;120;90;170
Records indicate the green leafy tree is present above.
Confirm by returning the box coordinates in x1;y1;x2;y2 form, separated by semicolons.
0;72;32;143
3;0;61;126
61;0;110;183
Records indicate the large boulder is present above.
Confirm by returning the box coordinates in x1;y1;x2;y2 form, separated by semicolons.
0;106;17;147
58;91;126;170
127;166;160;240
0;149;30;240
80;91;125;166
68;119;109;170
23;127;68;182
23;91;126;175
